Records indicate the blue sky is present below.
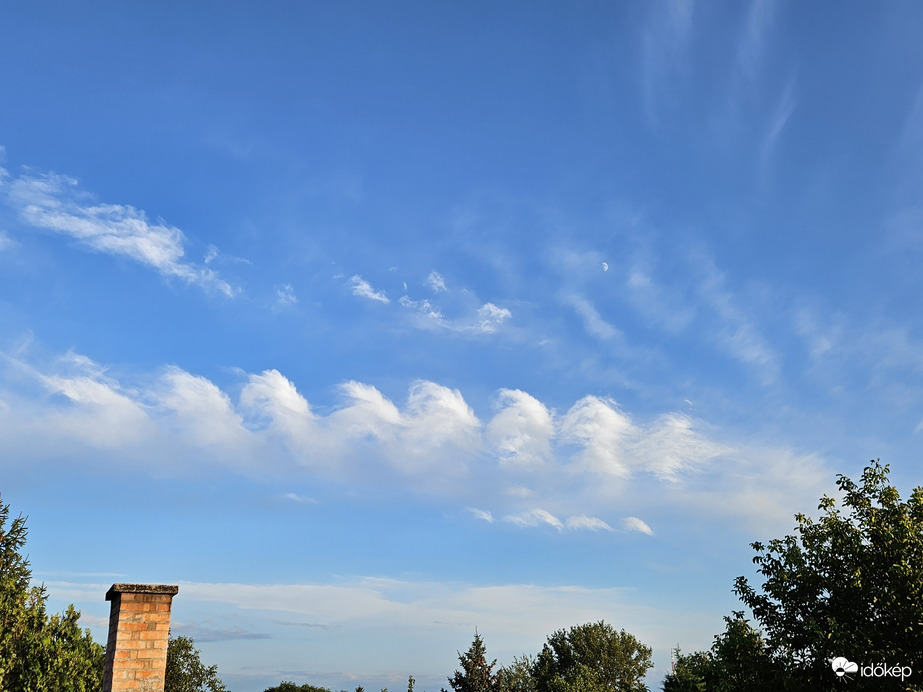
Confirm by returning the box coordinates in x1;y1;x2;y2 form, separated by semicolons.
2;1;923;690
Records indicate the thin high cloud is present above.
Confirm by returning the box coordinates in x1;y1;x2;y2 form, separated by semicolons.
561;293;622;343
349;275;390;303
737;0;776;80
640;0;696;126
400;272;511;335
0;346;829;531
3;167;235;296
689;250;778;382
399;296;511;335
468;508;494;523
612;240;778;382
276;283;298;306
759;81;797;174
425;270;447;293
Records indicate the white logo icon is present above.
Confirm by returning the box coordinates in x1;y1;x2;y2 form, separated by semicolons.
832;657;858;680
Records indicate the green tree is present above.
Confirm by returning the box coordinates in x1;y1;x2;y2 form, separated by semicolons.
448;631;502;692
661;648;709;692
0;494;104;691
499;654;536;692
262;682;335;692
0;498;32;687
734;460;923;691
165;635;229;692
533;621;652;692
661;613;785;692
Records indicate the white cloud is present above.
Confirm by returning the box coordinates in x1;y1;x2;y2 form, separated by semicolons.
561;294;621;342
349;275;390;303
636;413;730;481
282;492;318;504
37;356;153;448
0;230;14;251
622;517;654;536
326;380;481;478
52;574;720;688
6;170;235;296
240;369;316;449
77;613;109;628
400;296;511;335
0;346;831;532
486;389;554;468
565;515;614;532
559;396;635;478
426;271;447;293
171;577;693;654
476;303;511;333
330;380;403;442
504;508;563;531
156;367;250;450
399;295;443;321
276;283;297;305
468;508;494;523
242;369;314;422
670;448;830;536
505;485;534;499
693;253;778;381
760;81;797;170
400;381;481;457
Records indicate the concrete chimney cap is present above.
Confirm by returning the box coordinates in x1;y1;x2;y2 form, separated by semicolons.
105;583;179;600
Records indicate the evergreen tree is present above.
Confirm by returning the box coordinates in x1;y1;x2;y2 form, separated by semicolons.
449;631;502;692
0;494;104;691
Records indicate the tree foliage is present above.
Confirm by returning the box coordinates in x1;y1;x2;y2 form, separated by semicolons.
662;613;783;692
499;654;537;692
0;494;104;691
165;635;230;692
533;621;652;692
448;631;503;692
262;683;336;692
733;460;923;690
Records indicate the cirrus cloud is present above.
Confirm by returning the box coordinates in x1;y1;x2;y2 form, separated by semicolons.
4;167;236;296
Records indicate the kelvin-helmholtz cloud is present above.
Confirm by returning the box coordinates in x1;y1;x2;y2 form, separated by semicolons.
0;347;829;533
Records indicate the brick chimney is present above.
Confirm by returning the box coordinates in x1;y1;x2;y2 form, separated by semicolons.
101;583;179;692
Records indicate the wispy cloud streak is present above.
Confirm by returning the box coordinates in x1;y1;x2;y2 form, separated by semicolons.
349;275;390;303
5;169;235;296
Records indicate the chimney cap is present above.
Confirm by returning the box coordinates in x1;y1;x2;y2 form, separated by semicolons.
106;583;179;600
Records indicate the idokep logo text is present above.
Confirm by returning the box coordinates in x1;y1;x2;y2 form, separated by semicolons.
831;657;912;682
